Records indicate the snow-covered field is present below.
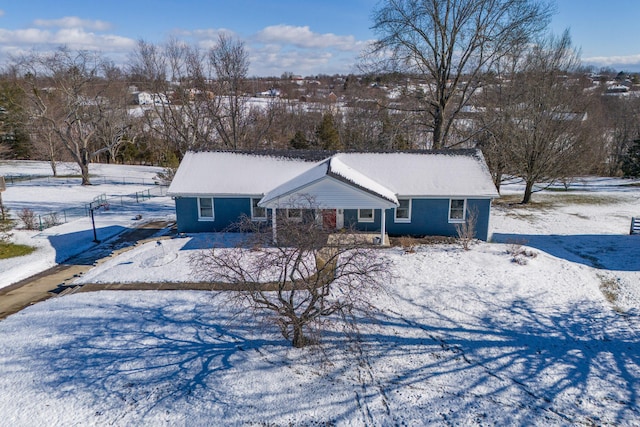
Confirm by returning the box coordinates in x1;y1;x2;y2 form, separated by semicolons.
0;162;639;426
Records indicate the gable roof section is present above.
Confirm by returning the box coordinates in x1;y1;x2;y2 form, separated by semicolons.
259;157;399;208
167;149;499;199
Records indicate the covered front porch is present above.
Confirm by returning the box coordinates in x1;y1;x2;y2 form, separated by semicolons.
258;156;399;246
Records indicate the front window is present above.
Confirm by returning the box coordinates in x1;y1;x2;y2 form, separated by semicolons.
449;199;466;223
198;197;214;221
251;198;266;221
358;209;374;223
395;199;411;222
286;209;302;221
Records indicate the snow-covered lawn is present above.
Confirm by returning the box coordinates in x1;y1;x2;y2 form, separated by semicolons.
0;164;639;425
0;161;175;288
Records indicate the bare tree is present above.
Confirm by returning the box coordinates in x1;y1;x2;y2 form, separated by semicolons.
94;70;135;164
14;47;113;185
29;116;65;176
599;94;640;175
192;211;390;348
480;31;592;203
129;39;219;156
209;34;250;149
368;0;553;149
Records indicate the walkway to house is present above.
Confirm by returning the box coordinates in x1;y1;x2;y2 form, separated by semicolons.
0;228;392;320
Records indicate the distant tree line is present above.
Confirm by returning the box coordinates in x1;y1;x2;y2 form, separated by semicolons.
0;0;639;202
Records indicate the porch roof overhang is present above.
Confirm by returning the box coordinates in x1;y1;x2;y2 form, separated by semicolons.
258;157;399;210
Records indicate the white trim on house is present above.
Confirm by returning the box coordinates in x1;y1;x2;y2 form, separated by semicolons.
260;175;398;210
197;197;215;221
251;197;267;221
448;198;466;223
285;208;303;222
394;198;412;223
259;157;399;208
358;208;375;223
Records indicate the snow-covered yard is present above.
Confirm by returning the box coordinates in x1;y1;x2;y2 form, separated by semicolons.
0;163;639;425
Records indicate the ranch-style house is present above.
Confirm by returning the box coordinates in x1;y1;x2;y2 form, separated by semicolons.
167;150;499;243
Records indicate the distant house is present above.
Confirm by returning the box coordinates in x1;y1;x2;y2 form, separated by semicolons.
132;91;170;106
167;150;499;242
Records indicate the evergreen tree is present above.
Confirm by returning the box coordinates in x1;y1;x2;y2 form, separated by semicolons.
622;139;640;177
316;113;342;150
0;80;30;159
289;130;309;149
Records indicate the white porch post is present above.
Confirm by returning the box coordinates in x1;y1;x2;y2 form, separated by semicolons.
271;207;277;244
380;208;386;246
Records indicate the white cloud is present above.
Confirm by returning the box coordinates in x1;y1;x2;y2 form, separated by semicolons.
0;10;5;17
33;16;111;31
583;54;640;68
582;54;640;71
182;28;238;49
0;28;51;44
248;43;359;77
0;25;135;66
255;25;367;52
51;28;135;50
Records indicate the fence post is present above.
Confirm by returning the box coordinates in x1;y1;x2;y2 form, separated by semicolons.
39;215;42;231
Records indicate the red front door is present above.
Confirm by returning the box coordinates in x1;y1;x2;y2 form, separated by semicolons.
322;209;337;229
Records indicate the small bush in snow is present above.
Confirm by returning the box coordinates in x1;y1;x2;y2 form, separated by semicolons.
397;236;417;253
507;243;537;265
42;212;61;228
456;206;478;250
18;208;37;230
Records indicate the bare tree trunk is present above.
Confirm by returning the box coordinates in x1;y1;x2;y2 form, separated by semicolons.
522;180;534;204
432;106;443;150
292;325;307;348
49;158;58;177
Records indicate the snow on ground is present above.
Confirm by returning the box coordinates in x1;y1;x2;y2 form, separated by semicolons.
0;166;639;425
0;161;175;288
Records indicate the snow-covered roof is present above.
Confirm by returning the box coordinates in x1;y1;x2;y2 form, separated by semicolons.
167;150;499;199
167;151;316;197
335;151;499;197
259;157;399;207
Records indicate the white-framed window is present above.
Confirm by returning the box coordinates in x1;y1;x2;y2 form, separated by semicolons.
358;208;374;223
448;199;466;223
198;197;214;221
395;198;411;223
286;208;302;221
251;198;267;221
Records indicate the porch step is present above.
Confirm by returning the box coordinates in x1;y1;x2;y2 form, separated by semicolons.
631;217;640;235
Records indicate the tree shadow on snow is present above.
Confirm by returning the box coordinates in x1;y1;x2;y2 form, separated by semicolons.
7;289;640;425
16;293;287;422
345;294;640;425
492;233;640;271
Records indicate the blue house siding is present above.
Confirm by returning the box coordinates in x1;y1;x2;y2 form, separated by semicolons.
176;197;492;240
175;197;252;232
344;198;492;241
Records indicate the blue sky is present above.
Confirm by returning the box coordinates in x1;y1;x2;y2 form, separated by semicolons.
1;0;639;76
